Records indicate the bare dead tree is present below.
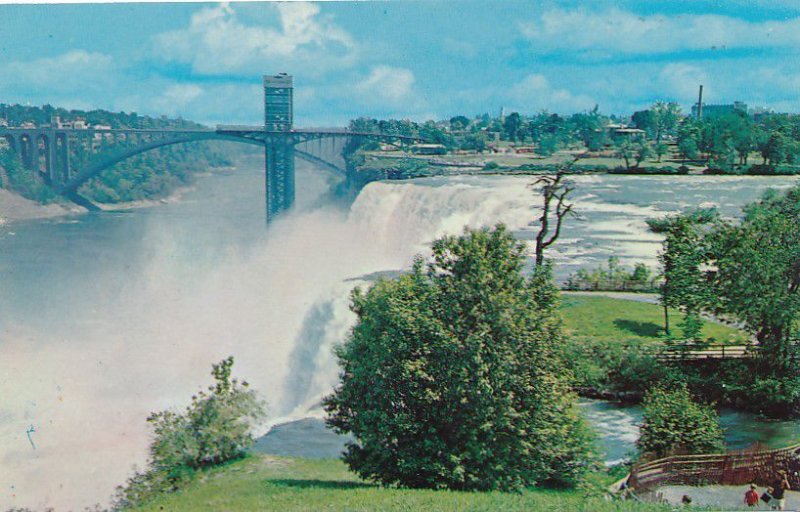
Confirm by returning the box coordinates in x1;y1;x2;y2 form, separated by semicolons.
532;170;576;266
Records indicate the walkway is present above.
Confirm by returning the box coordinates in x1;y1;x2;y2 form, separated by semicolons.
658;485;800;509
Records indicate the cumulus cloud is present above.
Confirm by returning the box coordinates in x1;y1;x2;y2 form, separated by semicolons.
520;8;800;55
356;66;415;103
155;2;357;75
507;73;595;113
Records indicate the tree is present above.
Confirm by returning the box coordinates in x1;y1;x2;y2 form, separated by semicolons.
324;226;595;491
647;209;717;340
677;121;701;161
449;115;471;132
614;137;634;169
503;112;522;142
115;357;266;507
532;172;576;266
651;101;682;144
706;186;800;414
654;142;668;163
631;109;658;139
637;385;724;459
634;140;653;167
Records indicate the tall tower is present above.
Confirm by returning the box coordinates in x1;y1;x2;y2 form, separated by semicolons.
263;73;295;222
264;73;293;131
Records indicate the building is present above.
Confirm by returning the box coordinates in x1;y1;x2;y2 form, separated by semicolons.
691;101;748;120
264;73;293;132
410;143;447;155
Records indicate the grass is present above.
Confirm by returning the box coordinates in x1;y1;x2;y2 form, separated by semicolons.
129;455;671;512
560;295;747;346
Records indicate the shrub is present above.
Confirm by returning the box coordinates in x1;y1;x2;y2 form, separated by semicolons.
114;357;266;508
324;226;596;491
637;385;724;459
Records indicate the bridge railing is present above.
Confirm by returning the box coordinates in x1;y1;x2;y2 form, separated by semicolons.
627;443;800;494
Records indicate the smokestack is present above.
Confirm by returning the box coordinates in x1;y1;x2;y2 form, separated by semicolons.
697;85;704;120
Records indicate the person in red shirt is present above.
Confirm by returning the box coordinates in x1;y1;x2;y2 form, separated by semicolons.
744;483;760;507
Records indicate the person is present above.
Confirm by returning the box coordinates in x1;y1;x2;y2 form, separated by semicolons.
745;483;760;507
771;470;791;511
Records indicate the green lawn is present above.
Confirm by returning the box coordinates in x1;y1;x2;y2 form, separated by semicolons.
129;455;670;512
560;294;747;346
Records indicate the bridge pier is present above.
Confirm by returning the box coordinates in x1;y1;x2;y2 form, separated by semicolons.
265;139;295;222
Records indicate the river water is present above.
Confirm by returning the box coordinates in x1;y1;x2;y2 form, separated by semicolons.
0;160;797;509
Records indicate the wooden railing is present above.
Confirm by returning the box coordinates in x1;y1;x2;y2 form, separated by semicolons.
627;443;800;494
657;343;754;361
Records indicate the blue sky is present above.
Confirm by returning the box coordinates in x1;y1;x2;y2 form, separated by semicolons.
2;1;800;126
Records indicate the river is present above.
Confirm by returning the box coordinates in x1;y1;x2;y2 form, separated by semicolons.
0;159;797;509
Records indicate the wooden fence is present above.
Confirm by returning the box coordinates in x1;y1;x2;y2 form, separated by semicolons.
626;443;800;494
657;343;754;361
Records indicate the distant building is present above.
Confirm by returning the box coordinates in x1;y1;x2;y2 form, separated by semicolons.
0;118;8;128
604;123;646;138
691;101;748;119
410;143;447;155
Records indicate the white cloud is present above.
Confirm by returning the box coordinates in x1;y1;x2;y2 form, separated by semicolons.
657;63;709;101
507;73;595;113
155;2;357;75
114;82;263;125
520;8;800;55
1;51;117;99
356;66;415;103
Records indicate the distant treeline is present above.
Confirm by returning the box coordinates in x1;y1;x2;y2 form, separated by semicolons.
345;102;800;176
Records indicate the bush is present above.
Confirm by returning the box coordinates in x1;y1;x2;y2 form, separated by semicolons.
324;226;596;491
114;357;266;508
637;385;724;459
0;150;58;204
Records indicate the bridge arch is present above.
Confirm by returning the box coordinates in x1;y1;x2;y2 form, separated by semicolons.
18;133;34;170
60;132;346;194
35;133;51;180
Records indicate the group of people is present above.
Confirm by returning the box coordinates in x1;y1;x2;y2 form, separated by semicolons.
744;471;792;510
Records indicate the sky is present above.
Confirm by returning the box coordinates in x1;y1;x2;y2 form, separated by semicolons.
2;1;800;126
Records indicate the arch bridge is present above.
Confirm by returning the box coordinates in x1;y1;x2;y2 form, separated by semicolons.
0;74;426;222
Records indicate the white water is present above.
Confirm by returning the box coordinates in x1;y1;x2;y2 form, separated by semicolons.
0;171;795;510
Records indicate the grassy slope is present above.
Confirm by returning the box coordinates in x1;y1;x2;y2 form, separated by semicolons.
130;456;670;512
560;295;747;346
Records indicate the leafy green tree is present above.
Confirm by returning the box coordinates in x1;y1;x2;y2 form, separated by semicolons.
654;142;668;163
637;385;724;459
634;140;653;167
503;112;522;142
115;357;266;507
614;137;635;169
651;102;682;144
677;121;701;160
706;186;800;414
449;115;471;132
325;226;595;491
647;209;718;340
631;109;658;139
0;149;58;203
